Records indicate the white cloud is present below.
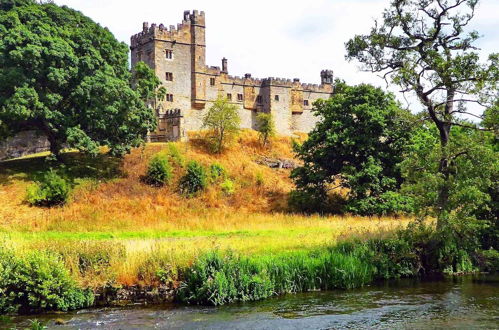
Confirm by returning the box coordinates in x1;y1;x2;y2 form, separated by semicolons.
54;0;498;111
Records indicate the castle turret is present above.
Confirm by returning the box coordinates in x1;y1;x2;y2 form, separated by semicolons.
320;70;334;85
187;10;207;108
222;57;228;74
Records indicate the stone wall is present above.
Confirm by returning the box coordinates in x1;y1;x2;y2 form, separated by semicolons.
131;10;334;139
0;131;50;161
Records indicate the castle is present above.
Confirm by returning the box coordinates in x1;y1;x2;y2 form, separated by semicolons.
130;10;334;141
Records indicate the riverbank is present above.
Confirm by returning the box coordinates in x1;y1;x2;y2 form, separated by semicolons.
1;219;498;315
1;132;496;315
4;274;499;329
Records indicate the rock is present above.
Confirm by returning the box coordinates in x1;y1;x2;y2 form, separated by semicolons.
256;157;298;169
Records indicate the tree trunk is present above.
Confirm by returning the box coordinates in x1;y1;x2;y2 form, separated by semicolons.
47;132;63;162
436;121;451;229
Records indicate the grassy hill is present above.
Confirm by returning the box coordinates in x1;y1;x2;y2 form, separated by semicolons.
0;131;408;287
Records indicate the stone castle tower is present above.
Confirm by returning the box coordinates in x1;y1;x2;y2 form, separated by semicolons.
130;10;334;141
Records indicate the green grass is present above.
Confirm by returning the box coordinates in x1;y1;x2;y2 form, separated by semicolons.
0;227;342;241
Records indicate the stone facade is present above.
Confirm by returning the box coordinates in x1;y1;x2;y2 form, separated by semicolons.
0;131;50;161
130;10;334;141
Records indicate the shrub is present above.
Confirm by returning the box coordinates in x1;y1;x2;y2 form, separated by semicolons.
220;179;235;196
25;171;71;207
479;249;499;272
179;161;208;195
0;249;94;314
256;113;276;147
209;163;226;182
145;154;173;186
255;172;264;187
166;143;185;167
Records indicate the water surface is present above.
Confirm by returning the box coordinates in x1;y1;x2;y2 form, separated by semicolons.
5;275;498;329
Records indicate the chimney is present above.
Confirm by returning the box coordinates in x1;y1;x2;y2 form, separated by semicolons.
222;57;228;74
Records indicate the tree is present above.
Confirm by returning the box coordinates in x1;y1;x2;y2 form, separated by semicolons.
401;123;498;219
291;83;416;215
202;97;241;153
346;0;499;225
256;112;276;147
0;1;160;159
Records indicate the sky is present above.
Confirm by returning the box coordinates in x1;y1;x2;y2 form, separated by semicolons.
54;0;498;110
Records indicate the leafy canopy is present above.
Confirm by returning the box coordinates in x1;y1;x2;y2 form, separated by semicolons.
0;1;160;158
345;0;499;224
291;82;416;215
202;97;241;153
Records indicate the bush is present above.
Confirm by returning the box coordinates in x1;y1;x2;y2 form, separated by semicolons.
166;143;185;167
255;172;264;187
345;191;415;216
0;249;94;314
220;179;235;196
25;171;71;207
209;163;226;182
479;249;499;272
256;113;276;147
145;154;173;186
179;161;208;195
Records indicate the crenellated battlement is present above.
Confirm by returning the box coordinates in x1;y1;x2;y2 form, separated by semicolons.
131;10;206;49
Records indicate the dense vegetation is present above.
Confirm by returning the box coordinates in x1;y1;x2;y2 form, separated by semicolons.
0;248;94;314
0;0;497;317
345;0;499;226
0;0;161;159
291;82;416;215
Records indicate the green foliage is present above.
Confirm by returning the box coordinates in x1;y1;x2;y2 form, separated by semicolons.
29;319;47;330
177;250;373;306
0;1;158;158
0;248;94;314
25;170;71;207
345;0;499;225
479;249;499;272
220;179;235;196
291;83;415;215
166;143;185;167
145;154;172;186
256;112;276;147
179;161;208;196
202;97;241;153
209;163;226;182
255;172;264;187
401;125;498;219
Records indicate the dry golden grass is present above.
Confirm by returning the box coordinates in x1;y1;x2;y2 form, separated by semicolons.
0;130;412;286
0;130;307;232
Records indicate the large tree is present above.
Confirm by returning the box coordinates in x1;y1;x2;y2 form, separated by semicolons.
291;82;416;215
346;0;499;225
0;0;160;159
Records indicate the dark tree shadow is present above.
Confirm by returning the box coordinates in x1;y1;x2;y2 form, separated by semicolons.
0;151;125;186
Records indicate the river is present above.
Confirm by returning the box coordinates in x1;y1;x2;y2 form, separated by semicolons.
5;275;498;329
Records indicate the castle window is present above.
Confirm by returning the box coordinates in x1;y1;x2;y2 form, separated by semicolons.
237;94;243;101
227;93;232;101
137;52;143;61
274;95;280;101
210;78;216;86
166;94;174;102
257;95;262;103
304;100;309;106
165;72;173;81
165;50;173;59
147;51;153;61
